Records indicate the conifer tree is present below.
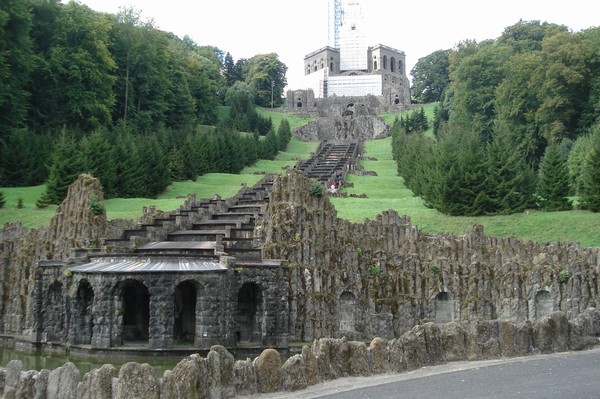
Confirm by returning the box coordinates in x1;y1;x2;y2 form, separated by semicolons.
483;125;537;214
277;119;292;151
579;129;600;212
537;144;572;211
40;134;84;205
0;191;6;209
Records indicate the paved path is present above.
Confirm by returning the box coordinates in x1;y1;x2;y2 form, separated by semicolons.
240;347;600;399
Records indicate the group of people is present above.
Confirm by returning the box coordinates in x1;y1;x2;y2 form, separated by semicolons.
330;173;343;191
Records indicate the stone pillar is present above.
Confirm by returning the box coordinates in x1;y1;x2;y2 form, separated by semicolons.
148;280;173;350
91;278;113;349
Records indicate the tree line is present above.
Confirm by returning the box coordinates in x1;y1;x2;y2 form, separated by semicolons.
0;0;288;200
399;20;600;215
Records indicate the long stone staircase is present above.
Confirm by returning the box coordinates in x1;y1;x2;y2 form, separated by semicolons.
296;140;360;186
80;140;360;269
79;175;277;271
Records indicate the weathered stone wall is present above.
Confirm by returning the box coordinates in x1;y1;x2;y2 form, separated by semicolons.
1;311;599;398
261;170;600;342
0;175;111;337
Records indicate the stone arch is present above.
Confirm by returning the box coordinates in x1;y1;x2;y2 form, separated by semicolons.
71;279;94;345
398;60;405;75
383;55;388;70
174;280;197;344
235;282;264;344
535;290;553;318
339;291;357;332
435;291;455;324
330;61;334;72
117;279;150;343
43;280;64;342
390;57;396;72
373;60;378;70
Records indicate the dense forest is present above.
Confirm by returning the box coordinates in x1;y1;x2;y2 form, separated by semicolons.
399;20;600;215
0;0;289;202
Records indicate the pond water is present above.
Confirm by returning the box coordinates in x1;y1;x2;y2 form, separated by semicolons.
0;345;189;376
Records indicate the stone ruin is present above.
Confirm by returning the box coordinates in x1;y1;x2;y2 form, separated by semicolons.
289;93;393;141
1;163;600;396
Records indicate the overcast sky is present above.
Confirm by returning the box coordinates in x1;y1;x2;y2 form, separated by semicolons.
68;0;597;89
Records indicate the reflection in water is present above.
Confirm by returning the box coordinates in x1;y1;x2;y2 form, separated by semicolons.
0;346;183;376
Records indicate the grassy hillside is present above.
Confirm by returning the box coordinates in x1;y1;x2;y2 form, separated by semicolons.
2;105;599;248
0;133;317;227
331;137;600;248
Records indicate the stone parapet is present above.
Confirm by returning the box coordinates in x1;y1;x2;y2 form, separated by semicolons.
1;311;598;398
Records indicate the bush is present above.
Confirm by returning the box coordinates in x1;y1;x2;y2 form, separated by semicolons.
309;181;324;197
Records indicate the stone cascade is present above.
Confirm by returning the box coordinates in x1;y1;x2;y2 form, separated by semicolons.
295;141;360;186
261;170;600;342
98;175;276;264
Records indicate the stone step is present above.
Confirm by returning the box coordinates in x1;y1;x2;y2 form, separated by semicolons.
168;229;225;241
137;241;218;256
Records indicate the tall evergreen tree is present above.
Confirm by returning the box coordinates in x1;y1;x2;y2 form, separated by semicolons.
483;125;537;214
0;0;34;137
40;134;84;205
537;143;572;211
579;128;600;212
277;119;292;151
79;130;117;197
0;191;6;208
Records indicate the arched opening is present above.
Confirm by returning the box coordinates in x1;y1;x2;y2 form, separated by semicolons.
330;62;334;72
174;281;197;345
394;96;400;105
72;280;94;345
435;291;454;324
390;57;396;72
398;60;405;74
339;291;356;331
535;290;553;318
383;55;388;70
235;282;263;344
121;280;150;342
373;60;378;70
43;281;64;342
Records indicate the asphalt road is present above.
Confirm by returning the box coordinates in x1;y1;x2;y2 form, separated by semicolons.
242;348;600;399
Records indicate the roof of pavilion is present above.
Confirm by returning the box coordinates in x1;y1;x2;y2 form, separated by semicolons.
68;257;226;273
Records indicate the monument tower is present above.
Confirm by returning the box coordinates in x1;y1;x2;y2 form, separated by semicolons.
294;0;411;106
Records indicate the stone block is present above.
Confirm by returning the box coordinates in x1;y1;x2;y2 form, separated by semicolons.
281;354;308;391
207;345;235;398
369;337;388;374
159;370;179;399
115;362;159;399
253;349;282;394
171;358;200;399
233;359;255;397
301;346;319;386
387;338;407;373
348;341;369;376
47;362;80;399
77;364;116;399
3;360;23;399
441;322;468;362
